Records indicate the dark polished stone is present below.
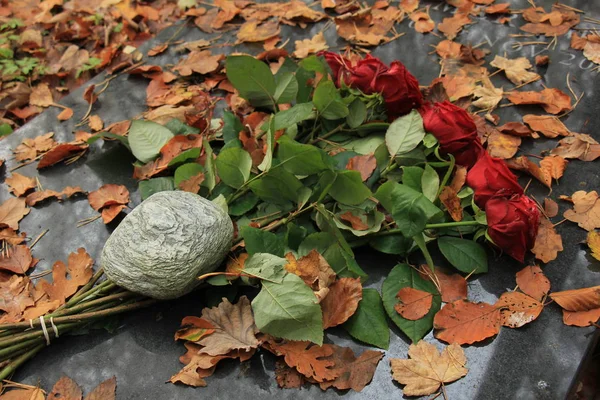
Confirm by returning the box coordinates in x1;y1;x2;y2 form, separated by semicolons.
2;0;598;398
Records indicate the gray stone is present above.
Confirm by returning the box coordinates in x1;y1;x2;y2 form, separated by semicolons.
101;191;233;299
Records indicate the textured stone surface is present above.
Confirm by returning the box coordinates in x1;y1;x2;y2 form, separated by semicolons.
101;191;233;299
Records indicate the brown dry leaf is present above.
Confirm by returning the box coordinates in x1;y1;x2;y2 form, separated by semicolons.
394;287;433;320
40;248;94;303
0;388;45;400
498;122;533;138
563;190;600;231
263;340;339;382
0;245;33;274
506;156;550;188
544;198;559;218
472;85;503;110
170;342;227;387
88;115;103;132
490;55;540;85
532;217;563;263
237;20;281;43
14;132;56;162
175;316;216;342
26;186;85;207
285;250;336;301
410;11;435;33
515;265;550;302
339;211;369;231
400;0;419;13
551;133;600;161
29;83;54;107
196;296;259;356
173;51;224;76
583;42;600;65
0;275;35;321
485;3;510;14
438;12;471;40
83;377;116;400
562;308;600;327
390;341;468;396
225;253;248;279
435;40;461;59
540;155;567;182
321;277;362;329
496;291;544;328
319;346;384;392
0;228;27;246
520;9;579;36
178;173;205;193
37;143;89;169
439;186;463;222
506;88;572;115
88;184;130;211
100;204;126;224
420;265;467;303
450;165;467;192
334;8;401;47
522;115;570;138
550;286;600;311
433;300;502;345
48;376;83;400
275;360;305;388
293;32;329;59
57;107;74;121
0;198;30;230
587;231;600;262
5;173;37;197
346;154;376;181
486;130;521;159
148;43;168;57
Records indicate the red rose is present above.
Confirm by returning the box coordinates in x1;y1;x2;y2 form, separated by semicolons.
485;194;540;262
466;153;523;208
419;101;480;166
320;52;422;120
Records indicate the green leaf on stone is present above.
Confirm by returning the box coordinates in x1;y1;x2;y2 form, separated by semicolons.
240;226;286;257
277;135;333;175
313;80;349;120
174;163;204;187
346;98;367;128
138;177;174;200
274;72;298;104
215;147;252;189
421;164;440;203
329;171;372;206
243;253;287;283
437;236;488;274
343;288;390;349
252;273;323;345
128;120;174;163
385;110;425;157
226;55;275;108
382;263;441;343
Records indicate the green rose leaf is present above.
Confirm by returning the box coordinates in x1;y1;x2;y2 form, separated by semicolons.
252;273;324;345
295;67;315;103
138;177;174;201
329;171;372;206
369;234;414;255
272;102;314;131
313;80;349;120
165;119;199;135
249;167;305;205
168;148;201;167
437;236;488;274
258;117;275;172
421;164;440;203
382;263;441;343
385;110;425;157
391;194;427;238
274;72;299;104
375;181;442;222
342;134;385;155
226;55;275;108
346;98;367;128
128;120;174;163
240;226;286;257
277;135;333;175
243;253;287;283
343;288;390;349
222;111;243;145
229;192;259;216
215;147;252;189
174;163;204;187
202;139;217;191
401;166;424;192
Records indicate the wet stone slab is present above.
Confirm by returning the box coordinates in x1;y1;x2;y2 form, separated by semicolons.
1;0;599;398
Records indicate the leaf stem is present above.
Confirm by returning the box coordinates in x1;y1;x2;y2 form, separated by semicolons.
436;154;455;199
413;234;435;273
0;343;45;381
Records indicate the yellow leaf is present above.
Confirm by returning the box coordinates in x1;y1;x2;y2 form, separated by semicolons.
587;231;600;261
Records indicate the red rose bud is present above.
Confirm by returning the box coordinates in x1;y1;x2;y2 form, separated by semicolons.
466;152;524;208
485;194;540;262
419;101;479;165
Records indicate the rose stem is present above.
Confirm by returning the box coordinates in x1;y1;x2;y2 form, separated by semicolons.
0;344;45;381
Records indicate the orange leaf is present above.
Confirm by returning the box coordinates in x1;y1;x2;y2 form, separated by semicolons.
544;198;559;218
395;287;433;320
549;286;600;312
505;88;572;115
506;156;550;188
539;155;567;181
562;308;600;327
498;122;533;138
263;340;339;382
100;204;126;224
40;248;94;304
410;11;435;33
5;173;37;197
420;265;467;303
433;300;502;345
26;186;85;207
486;130;521;159
0;245;33;274
29;83;53;107
522;115;570;138
321;277;362;328
37;143;88;169
85;376;116;400
515;265;550;301
175;316;216;342
285;250;336;301
490;55;539;85
148;43;168;57
531;217;563;263
587;231;600;261
178;172;205;194
0;198;30;230
47;376;83;400
88;115;103;132
0;275;34;321
13;132;56;162
237;20;281;43
339;211;369;231
57;107;74;121
551;133;600;161
563;190;600;231
496;291;544;328
439;186;463;222
438;12;471;40
345;154;376;181
275;360;305;388
88;184;130;211
318;345;384;392
293;32;329;58
485;3;510;14
450;165;467;191
173;50;224;76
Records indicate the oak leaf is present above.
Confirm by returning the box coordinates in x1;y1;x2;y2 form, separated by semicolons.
293;32;329;58
48;376;83;400
196;296;259;356
433;300;502;345
490;55;539;85
486;130;521;159
346;154;377;181
390;341;468;396
523;115;570;138
321;277;362;328
318;345;384;392
0;275;35;321
263;339;339;382
532;217;563;263
419;265;467;303
5;173;37;197
563;190;600;231
84;377;116;400
496;291;544;328
506;88;572;114
37;143;89;169
14;132;56;162
0;198;30;230
439;186;463;222
40;248;94;303
275;360;305;388
395;287;433;320
0;228;27;245
516;265;550;301
170;342;242;387
0;245;33;274
88;184;130;211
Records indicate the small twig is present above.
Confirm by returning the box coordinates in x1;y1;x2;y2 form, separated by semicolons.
29;229;48;250
76;215;101;228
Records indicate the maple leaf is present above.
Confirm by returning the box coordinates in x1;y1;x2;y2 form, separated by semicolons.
490;55;540;85
345;154;376;181
419;265;467;303
563;190;600;231
40;248;94;303
293;32;329;59
84;377;116;400
433;300;502;345
321;277;362;329
87;184;130;211
48;376;83;400
551;133;600;161
275;360;305;388
319;345;384;392
0;245;33;274
516;265;550;302
262;339;339;382
5;173;37;197
496;291;544;328
0;198;30;230
390;341;468;396
37;143;89;169
439;186;463;222
395;287;433;320
196;296;259;356
472;85;503;110
486;130;521;159
522;115;570;138
506;88;572;115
